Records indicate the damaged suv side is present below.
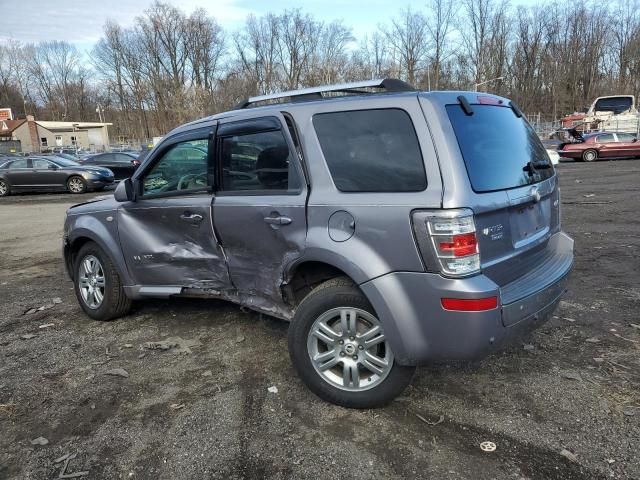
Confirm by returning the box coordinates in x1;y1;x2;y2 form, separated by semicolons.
63;79;573;408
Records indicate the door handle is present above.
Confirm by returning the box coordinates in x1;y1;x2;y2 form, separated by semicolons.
264;215;292;225
180;212;204;224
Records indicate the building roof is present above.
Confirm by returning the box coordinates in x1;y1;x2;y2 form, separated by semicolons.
0;119;26;136
36;121;113;131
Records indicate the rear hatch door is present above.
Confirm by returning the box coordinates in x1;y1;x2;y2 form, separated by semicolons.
442;99;564;320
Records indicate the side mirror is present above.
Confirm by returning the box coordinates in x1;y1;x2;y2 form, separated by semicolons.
114;178;135;202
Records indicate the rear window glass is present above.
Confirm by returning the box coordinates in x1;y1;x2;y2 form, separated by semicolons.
313;109;427;192
446;104;553;193
593;97;633;114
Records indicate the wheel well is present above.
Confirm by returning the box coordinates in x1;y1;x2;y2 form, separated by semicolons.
65;236;94;280
284;261;352;306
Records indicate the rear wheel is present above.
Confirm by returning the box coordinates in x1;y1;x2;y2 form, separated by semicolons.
582;149;598;162
67;176;87;194
74;242;132;321
288;277;415;408
0;179;9;197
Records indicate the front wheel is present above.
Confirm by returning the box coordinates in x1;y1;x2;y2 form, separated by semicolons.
582;149;598;162
74;242;132;321
67;176;87;194
288;277;415;408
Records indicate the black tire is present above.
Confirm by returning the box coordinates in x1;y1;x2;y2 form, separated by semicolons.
0;179;10;197
67;175;87;194
288;276;415;408
73;241;132;321
582;149;598;162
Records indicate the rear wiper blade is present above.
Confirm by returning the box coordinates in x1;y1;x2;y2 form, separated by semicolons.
523;161;552;176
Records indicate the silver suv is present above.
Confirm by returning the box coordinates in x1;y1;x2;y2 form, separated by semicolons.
63;79;574;408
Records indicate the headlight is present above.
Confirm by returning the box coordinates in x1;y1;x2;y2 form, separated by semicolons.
81;172;99;179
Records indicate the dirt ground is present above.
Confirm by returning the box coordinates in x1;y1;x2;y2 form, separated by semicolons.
0;160;638;480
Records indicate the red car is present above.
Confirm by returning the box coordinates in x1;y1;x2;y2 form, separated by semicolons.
559;131;640;162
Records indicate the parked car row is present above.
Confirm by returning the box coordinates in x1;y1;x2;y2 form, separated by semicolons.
0;155;115;196
0;147;150;196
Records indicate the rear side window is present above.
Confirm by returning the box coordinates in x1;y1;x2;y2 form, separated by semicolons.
446;104;553;193
8;159;28;169
219;129;300;193
313;109;427;192
597;134;615;143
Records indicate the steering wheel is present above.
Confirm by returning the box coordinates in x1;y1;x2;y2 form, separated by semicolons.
177;173;207;191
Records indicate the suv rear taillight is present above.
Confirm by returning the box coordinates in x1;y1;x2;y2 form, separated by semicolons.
411;209;481;277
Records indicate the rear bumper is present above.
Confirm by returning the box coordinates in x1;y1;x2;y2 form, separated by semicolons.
360;232;574;366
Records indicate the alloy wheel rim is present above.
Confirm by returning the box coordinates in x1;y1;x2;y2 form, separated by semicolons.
0;181;6;195
69;178;83;192
307;307;394;392
78;255;105;309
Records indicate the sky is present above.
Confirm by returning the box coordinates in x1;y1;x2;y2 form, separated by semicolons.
0;0;536;52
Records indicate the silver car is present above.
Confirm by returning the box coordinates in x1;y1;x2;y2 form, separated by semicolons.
63;79;573;408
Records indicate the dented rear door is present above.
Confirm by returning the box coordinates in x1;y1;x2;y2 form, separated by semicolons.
212;114;307;308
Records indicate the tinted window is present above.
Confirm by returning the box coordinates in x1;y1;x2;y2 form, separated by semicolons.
114;154;134;163
597;134;615;143
313;109;426;192
446;104;553;193
8;159;28;169
220;129;298;192
142;139;208;195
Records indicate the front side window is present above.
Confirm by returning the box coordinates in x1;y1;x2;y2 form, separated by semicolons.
142;139;208;196
313;109;427;192
219;129;298;192
617;133;636;142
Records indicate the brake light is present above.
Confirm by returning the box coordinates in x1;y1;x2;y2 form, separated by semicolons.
441;297;498;311
411;209;481;277
477;96;504;106
132;160;140;167
438;232;478;257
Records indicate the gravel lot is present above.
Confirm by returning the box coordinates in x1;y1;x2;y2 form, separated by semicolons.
1;160;639;480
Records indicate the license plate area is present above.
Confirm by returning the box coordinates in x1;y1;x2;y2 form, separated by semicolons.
510;200;550;248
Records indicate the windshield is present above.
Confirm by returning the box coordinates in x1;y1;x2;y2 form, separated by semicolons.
446;104;554;193
49;157;80;167
593;97;633;114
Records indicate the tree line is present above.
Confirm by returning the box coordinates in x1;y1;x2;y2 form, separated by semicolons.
1;0;639;141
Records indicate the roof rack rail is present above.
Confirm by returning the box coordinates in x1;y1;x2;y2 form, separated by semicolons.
235;78;415;109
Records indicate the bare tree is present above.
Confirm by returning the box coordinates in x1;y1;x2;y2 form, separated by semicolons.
383;8;430;86
426;0;455;89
